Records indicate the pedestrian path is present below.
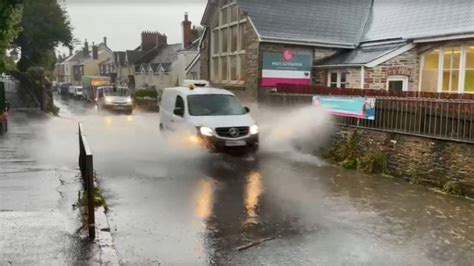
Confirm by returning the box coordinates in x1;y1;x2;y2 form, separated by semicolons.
0;110;98;264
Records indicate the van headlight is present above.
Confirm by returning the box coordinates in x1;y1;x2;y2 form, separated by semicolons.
199;126;214;137
250;125;259;135
105;97;112;104
126;97;132;104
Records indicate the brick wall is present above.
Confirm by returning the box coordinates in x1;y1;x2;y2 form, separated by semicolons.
330;126;474;197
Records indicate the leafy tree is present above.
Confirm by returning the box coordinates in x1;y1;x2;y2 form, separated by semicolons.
15;0;73;71
0;1;23;72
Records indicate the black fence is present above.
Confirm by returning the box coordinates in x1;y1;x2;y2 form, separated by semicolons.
78;123;95;239
261;93;474;144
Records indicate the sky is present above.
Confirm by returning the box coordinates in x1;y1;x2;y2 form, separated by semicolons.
59;0;207;55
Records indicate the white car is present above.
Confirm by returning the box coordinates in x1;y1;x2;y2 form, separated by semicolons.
68;85;76;96
159;85;259;152
73;86;84;98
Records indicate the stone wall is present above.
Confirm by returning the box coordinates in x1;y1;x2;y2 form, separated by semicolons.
200;30;210;82
329;126;474;197
313;67;362;88
364;48;420;91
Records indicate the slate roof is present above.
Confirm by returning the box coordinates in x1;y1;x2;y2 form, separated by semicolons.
149;44;182;64
237;0;372;48
317;43;407;66
363;0;474;42
222;0;474;47
126;50;147;65
64;50;90;63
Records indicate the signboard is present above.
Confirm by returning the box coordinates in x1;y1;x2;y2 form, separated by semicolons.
313;96;376;120
261;49;312;87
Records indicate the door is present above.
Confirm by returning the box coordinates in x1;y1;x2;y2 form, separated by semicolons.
169;95;186;131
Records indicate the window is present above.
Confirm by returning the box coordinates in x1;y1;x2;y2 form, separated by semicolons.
210;0;246;84
420;43;474;93
328;71;349;88
421;50;439;92
387;76;408;92
187;94;246;116
174;96;184;117
465;46;474;93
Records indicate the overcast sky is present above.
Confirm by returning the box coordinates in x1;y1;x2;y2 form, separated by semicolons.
59;0;207;54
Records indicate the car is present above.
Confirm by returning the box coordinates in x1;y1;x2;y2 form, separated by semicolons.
72;86;84;98
68;85;76;96
159;84;259;152
59;83;72;96
98;86;133;114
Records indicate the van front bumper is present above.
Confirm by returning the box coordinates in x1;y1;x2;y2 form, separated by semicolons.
200;134;259;151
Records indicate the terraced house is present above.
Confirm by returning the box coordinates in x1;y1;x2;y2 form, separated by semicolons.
199;0;474;101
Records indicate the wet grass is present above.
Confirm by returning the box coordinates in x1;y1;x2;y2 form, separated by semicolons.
78;187;108;212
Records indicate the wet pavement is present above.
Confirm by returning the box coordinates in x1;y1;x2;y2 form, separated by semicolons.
0;109;97;264
2;96;474;265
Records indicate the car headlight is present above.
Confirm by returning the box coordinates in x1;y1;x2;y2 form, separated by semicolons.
199;126;213;137
250;125;259;135
126;97;132;104
105;97;112;103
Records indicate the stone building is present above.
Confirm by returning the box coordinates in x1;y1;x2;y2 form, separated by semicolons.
111;13;201;91
199;0;474;101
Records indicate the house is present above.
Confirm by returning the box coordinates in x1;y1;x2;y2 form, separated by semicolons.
58;38;113;85
112;13;201;91
199;0;474;101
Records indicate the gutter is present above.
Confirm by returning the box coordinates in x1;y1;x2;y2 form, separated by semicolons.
261;36;356;49
413;33;474;43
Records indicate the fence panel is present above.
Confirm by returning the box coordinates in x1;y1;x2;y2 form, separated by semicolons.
78;123;95;239
261;93;474;144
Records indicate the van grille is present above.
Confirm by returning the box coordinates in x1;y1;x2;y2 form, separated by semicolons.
215;127;249;138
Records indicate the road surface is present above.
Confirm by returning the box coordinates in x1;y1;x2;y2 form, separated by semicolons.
3;96;473;265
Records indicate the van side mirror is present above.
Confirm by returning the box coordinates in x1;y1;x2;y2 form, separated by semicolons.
244;107;250;113
174;107;184;117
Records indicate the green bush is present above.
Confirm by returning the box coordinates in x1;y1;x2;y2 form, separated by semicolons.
134;89;157;100
359;150;387;174
340;131;360;169
442;181;464;196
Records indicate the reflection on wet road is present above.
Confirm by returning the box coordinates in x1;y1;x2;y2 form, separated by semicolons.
54;97;474;265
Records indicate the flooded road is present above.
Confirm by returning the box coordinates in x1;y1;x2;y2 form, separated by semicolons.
5;96;473;265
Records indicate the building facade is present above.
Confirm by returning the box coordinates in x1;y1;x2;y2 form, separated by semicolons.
199;0;474;102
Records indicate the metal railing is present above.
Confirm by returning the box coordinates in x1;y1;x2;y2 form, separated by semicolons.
261;93;474;144
78;123;95;239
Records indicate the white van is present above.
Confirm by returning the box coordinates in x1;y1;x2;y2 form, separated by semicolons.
159;86;259;152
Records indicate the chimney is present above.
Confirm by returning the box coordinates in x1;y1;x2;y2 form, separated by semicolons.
141;31;160;51
69;47;73;56
83;39;89;55
182;12;192;49
92;44;98;60
103;36;107;46
158;34;168;48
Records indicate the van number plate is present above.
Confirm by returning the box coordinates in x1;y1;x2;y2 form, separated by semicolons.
225;140;246;147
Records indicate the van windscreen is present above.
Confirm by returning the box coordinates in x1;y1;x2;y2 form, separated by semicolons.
187;94;246;116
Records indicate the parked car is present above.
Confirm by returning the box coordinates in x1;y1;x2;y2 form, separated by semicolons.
159;84;259;152
59;83;72;96
72;86;84;98
68;85;76;96
98;86;133;114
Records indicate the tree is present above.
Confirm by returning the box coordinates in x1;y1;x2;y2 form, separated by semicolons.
0;0;23;72
15;0;72;72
